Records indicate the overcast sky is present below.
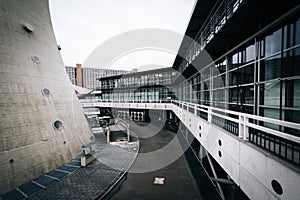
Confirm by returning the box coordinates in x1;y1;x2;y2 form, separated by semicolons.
49;0;196;71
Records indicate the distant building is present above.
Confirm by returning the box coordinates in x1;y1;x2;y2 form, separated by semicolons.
83;68;130;90
65;66;76;84
76;63;83;87
65;64;130;90
131;68;138;72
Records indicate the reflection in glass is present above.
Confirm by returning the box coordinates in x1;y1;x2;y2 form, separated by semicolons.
265;29;282;57
260;81;281;107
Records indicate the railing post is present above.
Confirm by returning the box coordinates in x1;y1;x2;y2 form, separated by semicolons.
127;125;130;142
243;117;249;140
107;126;110;143
194;104;197;115
208;107;212;123
238;115;244;139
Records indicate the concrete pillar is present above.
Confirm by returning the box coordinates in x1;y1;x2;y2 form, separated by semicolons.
198;145;207;161
239;115;244;139
107;126;110;143
127;126;130;142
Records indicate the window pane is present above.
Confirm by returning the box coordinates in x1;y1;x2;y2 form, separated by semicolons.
295;17;300;45
261;54;281;81
282;47;300;77
265;29;282;57
240;64;254;84
242;85;254;105
260;107;280;131
229;87;238;103
229;69;238;86
284;79;300;109
245;45;255;63
260;81;281;107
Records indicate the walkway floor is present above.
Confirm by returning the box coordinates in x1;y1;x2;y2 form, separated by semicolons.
28;132;138;200
1;129;138;200
1;121;211;200
111;122;204;200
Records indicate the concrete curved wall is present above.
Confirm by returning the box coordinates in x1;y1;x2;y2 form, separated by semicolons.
0;0;93;193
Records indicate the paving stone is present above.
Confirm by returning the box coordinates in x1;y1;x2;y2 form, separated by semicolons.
0;189;24;200
67;160;81;166
19;182;43;196
46;170;68;179
33;176;57;187
57;165;78;172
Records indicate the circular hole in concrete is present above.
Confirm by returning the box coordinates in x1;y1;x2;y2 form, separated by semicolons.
218;139;222;146
271;180;283;195
41;88;51;96
24;23;34;32
63;141;66;145
31;56;40;64
199;133;201;137
218;150;222;158
53;120;63;130
9;159;14;163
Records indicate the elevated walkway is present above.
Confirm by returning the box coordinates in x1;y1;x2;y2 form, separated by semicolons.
82;99;300;200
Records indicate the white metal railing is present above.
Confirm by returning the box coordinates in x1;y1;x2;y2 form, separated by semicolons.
80;98;300;144
172;100;300;143
173;99;300;166
80;99;171;104
80;98;300;165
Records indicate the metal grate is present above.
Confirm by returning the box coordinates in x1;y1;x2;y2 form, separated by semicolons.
212;115;239;136
249;129;300;166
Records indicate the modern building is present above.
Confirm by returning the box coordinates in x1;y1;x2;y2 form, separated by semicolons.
82;0;300;199
0;0;93;194
82;67;129;90
65;66;76;84
65;64;130;90
76;63;83;87
97;67;178;102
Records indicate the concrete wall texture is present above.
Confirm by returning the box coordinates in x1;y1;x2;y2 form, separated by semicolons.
0;0;93;193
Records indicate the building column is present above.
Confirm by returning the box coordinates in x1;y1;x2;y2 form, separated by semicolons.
127;126;130;142
107;126;110;143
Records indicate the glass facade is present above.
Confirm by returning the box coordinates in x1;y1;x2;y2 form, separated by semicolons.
82;68;129;90
176;16;300;136
99;70;177;102
100;71;177;89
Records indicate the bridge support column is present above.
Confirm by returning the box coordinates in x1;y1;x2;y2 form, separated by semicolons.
207;152;226;200
127;127;130;142
198;144;207;161
107;126;110;143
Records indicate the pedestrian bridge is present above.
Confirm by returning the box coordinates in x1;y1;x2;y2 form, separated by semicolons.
81;99;300;200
